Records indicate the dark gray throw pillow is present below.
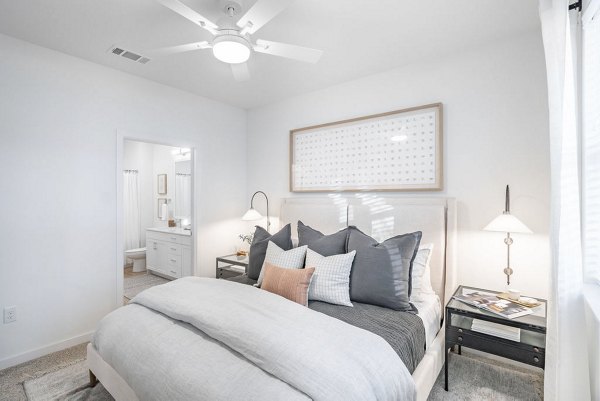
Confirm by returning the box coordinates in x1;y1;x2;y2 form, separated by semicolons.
347;226;422;311
297;221;348;256
247;225;293;280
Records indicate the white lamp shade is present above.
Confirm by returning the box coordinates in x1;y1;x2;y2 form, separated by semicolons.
483;213;532;234
242;208;263;221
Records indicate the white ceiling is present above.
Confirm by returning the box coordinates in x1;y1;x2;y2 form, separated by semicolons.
0;0;540;109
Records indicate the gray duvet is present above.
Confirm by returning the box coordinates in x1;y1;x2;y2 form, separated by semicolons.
92;277;416;401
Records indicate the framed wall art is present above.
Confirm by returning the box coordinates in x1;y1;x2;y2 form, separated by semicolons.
290;103;443;192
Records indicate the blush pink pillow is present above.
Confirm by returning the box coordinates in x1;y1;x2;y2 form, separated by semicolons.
261;262;315;306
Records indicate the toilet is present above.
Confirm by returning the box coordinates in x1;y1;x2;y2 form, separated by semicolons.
125;247;146;272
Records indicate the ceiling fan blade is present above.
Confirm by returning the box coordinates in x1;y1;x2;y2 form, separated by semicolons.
231;63;250;81
155;0;219;34
145;41;211;57
254;39;323;64
236;0;293;35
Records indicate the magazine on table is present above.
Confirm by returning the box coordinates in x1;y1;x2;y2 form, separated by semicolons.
453;291;533;319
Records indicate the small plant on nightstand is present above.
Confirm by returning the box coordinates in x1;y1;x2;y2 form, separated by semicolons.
237;233;254;256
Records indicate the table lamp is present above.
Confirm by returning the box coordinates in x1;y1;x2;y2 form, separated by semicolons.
483;185;532;285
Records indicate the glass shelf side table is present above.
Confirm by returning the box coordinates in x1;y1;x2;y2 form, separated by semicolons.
445;285;547;391
216;254;249;280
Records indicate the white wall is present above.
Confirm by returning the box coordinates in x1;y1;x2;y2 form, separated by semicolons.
246;31;551;298
152;144;176;227
123;140;154;247
0;33;247;368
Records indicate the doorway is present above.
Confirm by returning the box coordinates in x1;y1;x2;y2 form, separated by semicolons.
117;137;196;306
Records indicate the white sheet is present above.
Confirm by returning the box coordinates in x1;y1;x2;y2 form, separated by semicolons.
414;293;442;349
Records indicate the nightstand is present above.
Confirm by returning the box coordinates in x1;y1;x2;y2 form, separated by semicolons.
445;285;547;391
216;254;248;279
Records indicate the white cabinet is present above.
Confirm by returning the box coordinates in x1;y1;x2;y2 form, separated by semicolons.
146;230;193;279
146;238;166;274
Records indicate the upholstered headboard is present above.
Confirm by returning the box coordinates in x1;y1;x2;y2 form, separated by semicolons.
280;196;457;305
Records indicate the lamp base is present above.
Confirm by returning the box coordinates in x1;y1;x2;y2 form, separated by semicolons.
503;267;513;285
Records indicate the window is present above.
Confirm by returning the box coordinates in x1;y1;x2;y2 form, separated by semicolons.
582;3;600;284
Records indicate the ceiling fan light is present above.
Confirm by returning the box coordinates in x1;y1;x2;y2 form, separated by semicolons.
212;34;251;64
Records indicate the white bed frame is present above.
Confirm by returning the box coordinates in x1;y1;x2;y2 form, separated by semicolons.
87;196;457;401
279;196;457;401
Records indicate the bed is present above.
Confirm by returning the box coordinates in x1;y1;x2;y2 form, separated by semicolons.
87;196;457;401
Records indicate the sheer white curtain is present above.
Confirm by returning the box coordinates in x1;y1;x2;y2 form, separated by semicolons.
123;171;141;251
581;3;600;399
174;173;191;220
539;1;591;399
582;2;600;285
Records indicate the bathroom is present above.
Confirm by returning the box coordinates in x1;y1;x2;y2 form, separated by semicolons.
122;139;193;303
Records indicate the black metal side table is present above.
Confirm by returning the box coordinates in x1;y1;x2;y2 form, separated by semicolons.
216;254;249;279
445;285;547;391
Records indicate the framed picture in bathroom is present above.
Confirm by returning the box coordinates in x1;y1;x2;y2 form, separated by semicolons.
157;174;167;194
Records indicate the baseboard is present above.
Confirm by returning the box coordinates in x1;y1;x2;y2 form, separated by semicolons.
0;331;94;370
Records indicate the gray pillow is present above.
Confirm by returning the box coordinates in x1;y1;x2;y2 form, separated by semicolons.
347;226;422;311
297;221;348;256
247;225;293;280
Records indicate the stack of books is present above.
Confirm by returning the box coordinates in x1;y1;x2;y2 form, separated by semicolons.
471;319;521;342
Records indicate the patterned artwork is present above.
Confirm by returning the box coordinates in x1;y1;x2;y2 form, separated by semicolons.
290;104;442;192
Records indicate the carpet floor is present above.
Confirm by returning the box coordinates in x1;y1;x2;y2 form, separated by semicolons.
428;351;544;400
123;271;169;301
0;343;87;401
1;344;543;401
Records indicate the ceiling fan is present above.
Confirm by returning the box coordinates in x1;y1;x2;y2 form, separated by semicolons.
145;0;324;81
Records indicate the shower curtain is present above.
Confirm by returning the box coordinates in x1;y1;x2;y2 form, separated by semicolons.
175;173;191;220
124;170;141;251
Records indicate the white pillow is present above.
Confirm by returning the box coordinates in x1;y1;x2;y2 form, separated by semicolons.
411;244;436;302
257;241;307;286
306;248;356;307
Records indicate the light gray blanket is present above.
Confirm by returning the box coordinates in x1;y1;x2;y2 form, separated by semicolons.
93;277;415;401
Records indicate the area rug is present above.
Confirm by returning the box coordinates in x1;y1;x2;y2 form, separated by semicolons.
123;273;169;300
23;360;113;401
428;352;544;401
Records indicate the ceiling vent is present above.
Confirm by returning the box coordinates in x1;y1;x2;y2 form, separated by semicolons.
109;46;151;64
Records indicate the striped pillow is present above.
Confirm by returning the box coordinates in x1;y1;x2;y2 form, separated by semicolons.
261;263;315;306
306;249;356;307
411;244;437;302
256;241;308;286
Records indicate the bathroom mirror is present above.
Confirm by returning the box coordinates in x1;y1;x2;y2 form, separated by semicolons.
157;174;167;195
174;160;192;223
157;198;168;220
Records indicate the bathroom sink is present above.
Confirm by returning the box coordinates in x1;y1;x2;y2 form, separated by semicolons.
147;227;192;236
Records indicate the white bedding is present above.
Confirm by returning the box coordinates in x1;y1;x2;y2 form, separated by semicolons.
93;277;416;401
414;293;442;349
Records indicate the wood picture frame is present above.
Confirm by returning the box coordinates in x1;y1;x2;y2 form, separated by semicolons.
289;103;443;192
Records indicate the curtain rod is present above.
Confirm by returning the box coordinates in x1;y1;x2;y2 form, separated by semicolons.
569;0;582;11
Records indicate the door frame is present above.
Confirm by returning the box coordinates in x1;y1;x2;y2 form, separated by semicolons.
115;130;197;307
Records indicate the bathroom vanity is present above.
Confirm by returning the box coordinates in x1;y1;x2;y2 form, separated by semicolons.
146;228;192;279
